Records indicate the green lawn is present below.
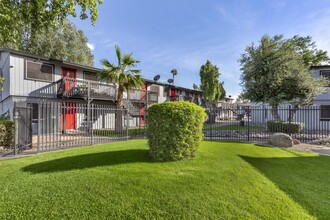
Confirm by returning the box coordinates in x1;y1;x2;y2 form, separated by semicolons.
0;140;329;219
93;127;146;137
204;124;263;130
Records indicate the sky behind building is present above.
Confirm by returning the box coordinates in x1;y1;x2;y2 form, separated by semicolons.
72;0;330;99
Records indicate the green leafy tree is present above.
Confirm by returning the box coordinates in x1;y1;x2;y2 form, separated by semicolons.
2;20;94;66
199;60;226;106
99;45;144;132
289;35;328;67
170;69;178;84
192;83;200;90
0;0;102;46
240;34;328;120
199;60;226;123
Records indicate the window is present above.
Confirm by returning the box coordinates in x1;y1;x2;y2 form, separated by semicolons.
26;61;53;82
84;72;98;81
320;105;330;121
320;71;330;86
84;72;98;88
149;85;159;94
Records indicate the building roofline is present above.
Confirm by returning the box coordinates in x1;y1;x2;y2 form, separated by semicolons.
0;48;101;72
0;48;202;93
0;48;51;61
144;79;202;93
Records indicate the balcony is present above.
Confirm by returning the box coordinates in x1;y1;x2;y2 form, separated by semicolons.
168;95;205;106
57;78;116;101
169;95;192;102
128;89;158;103
57;78;158;103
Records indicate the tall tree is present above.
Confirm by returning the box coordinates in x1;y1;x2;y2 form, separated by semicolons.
29;20;93;66
199;60;226;123
199;60;225;106
170;69;178;84
99;45;144;132
240;34;328;120
0;0;102;47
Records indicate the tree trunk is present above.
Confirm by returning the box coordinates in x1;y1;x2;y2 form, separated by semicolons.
288;105;299;122
115;85;124;133
271;104;281;121
205;102;216;124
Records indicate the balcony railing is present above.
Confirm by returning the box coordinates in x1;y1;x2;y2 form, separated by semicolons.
128;89;158;103
168;95;205;106
57;78;158;103
57;78;116;100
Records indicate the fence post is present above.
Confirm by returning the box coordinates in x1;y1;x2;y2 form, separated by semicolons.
247;106;250;142
126;91;130;140
37;103;41;153
14;110;19;155
288;105;292;137
91;103;94;146
144;90;148;130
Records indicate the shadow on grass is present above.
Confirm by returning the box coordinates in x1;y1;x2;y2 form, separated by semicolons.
240;154;330;220
22;149;150;174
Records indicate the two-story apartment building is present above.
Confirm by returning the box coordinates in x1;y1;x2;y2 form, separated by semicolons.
0;48;204;131
144;79;204;105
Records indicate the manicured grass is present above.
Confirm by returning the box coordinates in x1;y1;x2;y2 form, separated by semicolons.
0;140;329;219
204;124;263;131
93;127;146;137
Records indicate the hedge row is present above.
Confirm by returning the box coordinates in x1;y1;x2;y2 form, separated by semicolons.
267;120;304;134
147;101;206;162
0;120;15;149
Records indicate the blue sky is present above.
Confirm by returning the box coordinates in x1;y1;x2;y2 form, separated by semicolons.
71;0;330;99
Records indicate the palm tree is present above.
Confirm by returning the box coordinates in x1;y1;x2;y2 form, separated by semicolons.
170;69;178;84
99;45;144;132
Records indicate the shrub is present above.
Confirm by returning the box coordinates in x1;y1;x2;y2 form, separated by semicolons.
0;120;15;149
267;121;304;134
0;124;6;147
147;101;206;162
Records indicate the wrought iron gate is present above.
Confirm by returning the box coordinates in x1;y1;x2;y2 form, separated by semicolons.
14;104;33;153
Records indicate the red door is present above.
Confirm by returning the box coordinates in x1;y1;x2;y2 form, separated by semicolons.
62;67;77;130
139;106;145;126
170;88;176;97
170;88;176;101
62;67;77;93
65;102;77;130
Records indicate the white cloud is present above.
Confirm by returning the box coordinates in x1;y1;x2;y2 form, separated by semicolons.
87;43;95;51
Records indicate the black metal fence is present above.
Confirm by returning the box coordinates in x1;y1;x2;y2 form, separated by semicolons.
203;106;330;143
12;101;146;154
9;104;330;156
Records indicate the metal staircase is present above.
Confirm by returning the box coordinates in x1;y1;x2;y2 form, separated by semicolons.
123;101;141;117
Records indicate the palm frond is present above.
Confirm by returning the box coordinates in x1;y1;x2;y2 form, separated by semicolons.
100;59;115;69
123;74;144;90
115;45;122;66
171;69;178;76
99;47;143;90
129;69;141;75
123;53;140;68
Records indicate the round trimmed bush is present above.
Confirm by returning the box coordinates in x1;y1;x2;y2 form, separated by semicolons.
147;101;206;161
